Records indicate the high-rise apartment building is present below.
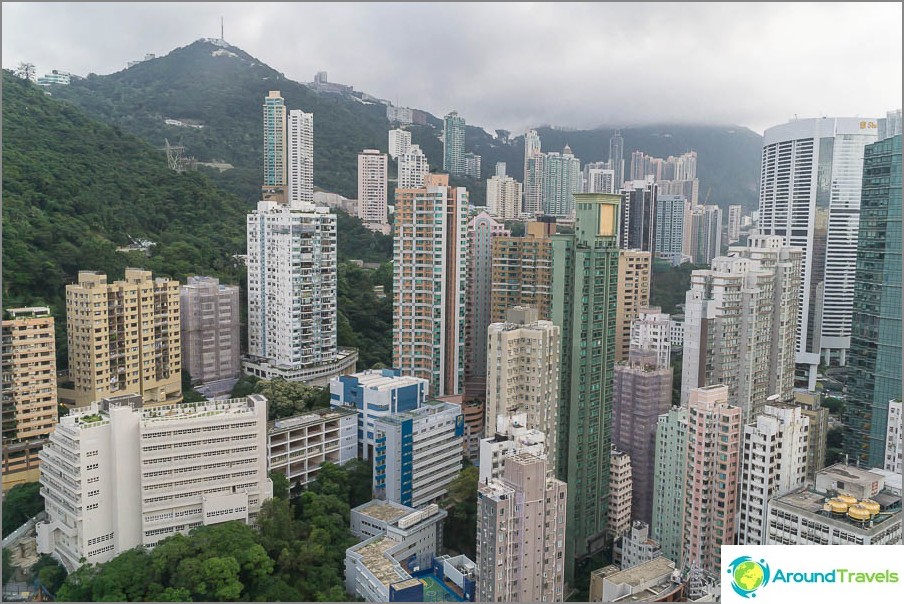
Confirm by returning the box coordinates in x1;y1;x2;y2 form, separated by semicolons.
654;195;687;265
682;238;802;423
609;131;624;190
2;307;58;489
630;307;672;370
464;152;482;179
486;168;523;220
393;174;467;397
180;276;240;386
683;385;740;574
485;307;561;469
727;204;743;243
737;404;809;545
614;250;651;362
478;412;547;483
397;143;430;190
443;111;466;175
619;179;657;252
614;521;663;571
651;407;687;565
686;204;722;265
794;390;829;480
65;270;181;408
357;149;389;232
524;130;544;215
36;395;272;570
465;213;509;395
476;452;566;602
759;117;879;385
885;400;902;474
584;164;616;194
491;219;556;322
844;133;901;468
373;400;463;508
388;127;411;160
551;193;621;579
543;146;582;217
262;90;287;201
287;109;314;206
612;348;672;526
608;447;633;540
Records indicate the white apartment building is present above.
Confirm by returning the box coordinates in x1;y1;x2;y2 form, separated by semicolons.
476;452;567;602
373;400;463;508
523;130;544;215
485;307;560;470
397;144;429;190
614;521;662;570
737;404;809;545
669;316;684;349
886;400;902;474
478;413;547;483
630;306;671;369
584;166;616;194
387;128;411;160
268;406;357;493
357;149;389;231
609;447;633;540
245;199;357;384
287;109;314;206
727;204;743;243
486;173;524;220
36;395;272;571
759;117;878;383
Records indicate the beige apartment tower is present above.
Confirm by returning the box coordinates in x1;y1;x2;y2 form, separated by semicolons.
615;250;651;362
180;276;241;386
65;270;181;407
2;307;59;489
491;218;556;322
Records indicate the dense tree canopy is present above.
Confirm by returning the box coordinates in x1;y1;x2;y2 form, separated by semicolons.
2;482;43;538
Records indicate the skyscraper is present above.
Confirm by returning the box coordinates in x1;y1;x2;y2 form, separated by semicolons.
397;143;429;190
357;149;389;233
619;179;658;252
583;163;616;194
486;169;523;220
608;447;633;540
614;250;651;362
543;145;582;217
443;111;466;175
393;174;468;397
491;219;556;322
524;129;544;214
654;195;687;265
287;109;314;206
727;204;743;243
686;204;722;265
263;91;287;201
180;276;241;387
609;131;624;189
65;270;181;407
551;193;621;580
759;117;879;387
485;307;561;470
844;133;902;467
388;127;411;160
651;407;687;565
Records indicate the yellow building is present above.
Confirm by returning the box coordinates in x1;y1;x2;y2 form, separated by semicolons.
64;269;181;408
2;307;59;490
615;250;651;362
490;218;556;322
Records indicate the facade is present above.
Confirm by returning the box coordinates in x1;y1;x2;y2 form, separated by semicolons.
36;395;272;570
397;144;429;190
608;447;633;540
486;172;523;220
287;109;314;206
737;404;809;545
767;464;902;546
609;131;624;191
330;369;429;459
490;218;555;322
584;163;616;194
36;70;71;86
246;200;357;384
179;276;240;386
524;129;544;214
464;213;509;393
844;134;901;467
386;104;414;125
619;179;657;252
485;307;561;470
65;270;181;408
589;557;682;603
686;204;722;265
478;413;547;482
268;406;357;493
630;306;672;369
1;307;58;489
463;152;482;179
358;149;389;229
886;400;903;474
759;117;879;384
373;400;463;508
614;521;662;570
683;385;741;574
393;174;468;397
612;349;672;526
651;407;687;566
443;111;466;175
614;250;651;362
727;204;743;243
654;195;687;265
476;452;567;602
682;238;802;424
388;128;411;160
550;193;621;579
543;146;582;217
794;389;829;480
262;91;287;201
669;316;684;349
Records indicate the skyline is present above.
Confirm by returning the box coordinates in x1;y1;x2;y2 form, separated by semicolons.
2;2;901;136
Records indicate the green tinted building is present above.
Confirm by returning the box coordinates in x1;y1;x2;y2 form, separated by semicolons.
551;193;621;581
844;134;902;467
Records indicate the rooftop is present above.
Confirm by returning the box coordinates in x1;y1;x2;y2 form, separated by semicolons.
356;501;410;524
593;557;680;602
773;487;901;532
269;406;356;432
352;536;407;587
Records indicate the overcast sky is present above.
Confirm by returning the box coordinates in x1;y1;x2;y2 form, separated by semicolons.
3;2;901;135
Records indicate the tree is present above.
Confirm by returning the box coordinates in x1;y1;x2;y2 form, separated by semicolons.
270;471;290;500
3;548;13;586
2;482;43;537
30;554;67;594
181;369;206;403
14;62;36;81
440;465;479;559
